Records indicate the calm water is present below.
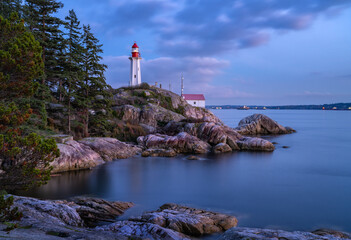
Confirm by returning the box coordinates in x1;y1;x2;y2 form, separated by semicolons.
20;110;351;232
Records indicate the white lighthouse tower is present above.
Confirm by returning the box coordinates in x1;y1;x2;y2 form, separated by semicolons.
129;42;142;86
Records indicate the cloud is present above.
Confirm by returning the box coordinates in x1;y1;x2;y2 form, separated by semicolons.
103;55;231;94
290;91;332;97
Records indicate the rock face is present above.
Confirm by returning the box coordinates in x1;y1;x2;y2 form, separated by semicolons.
163;121;275;152
52;140;104;173
130;203;238;237
236;114;296;135
137;132;211;154
219;227;351;240
78;137;141;161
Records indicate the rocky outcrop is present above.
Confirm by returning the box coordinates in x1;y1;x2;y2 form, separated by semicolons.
78;137;141;161
130;203;238;237
236;114;296;135
137;132;211;154
52;140;104;173
51;137;141;173
68;197;134;227
163;121;275;152
219;227;351;240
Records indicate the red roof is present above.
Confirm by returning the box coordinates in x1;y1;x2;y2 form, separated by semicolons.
132;43;139;48
182;94;205;101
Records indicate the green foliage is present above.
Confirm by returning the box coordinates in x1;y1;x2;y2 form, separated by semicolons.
0;192;23;222
0;13;43;100
0;130;59;191
0;0;23;19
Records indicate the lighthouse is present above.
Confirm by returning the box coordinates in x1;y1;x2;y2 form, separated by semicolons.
129;42;142;86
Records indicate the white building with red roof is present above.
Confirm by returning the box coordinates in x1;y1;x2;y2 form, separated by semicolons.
182;94;206;108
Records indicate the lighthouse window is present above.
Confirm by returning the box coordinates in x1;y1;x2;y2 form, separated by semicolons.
134;75;136;78
194;102;196;104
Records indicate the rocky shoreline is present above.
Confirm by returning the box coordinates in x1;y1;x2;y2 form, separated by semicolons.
1;195;350;240
50;112;293;173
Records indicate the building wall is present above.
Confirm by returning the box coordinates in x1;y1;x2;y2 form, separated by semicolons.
186;100;205;108
130;57;141;86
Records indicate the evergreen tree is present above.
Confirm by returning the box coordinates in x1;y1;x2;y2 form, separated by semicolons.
0;14;59;191
0;0;23;19
63;9;83;134
24;0;63;91
79;24;111;137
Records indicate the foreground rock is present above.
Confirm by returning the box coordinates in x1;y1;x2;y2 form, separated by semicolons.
137;132;211;154
219;227;351;240
78;137;141;161
236;114;296;135
130;203;238;237
96;221;190;240
52;140;104;173
69;197;134;227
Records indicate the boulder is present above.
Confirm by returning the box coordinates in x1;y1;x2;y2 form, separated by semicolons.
68;197;134;227
51;134;73;144
96;220;190;240
130;203;238;237
236;114;296;135
219;227;351;240
79;137;141;161
52;140;104;173
137;132;211;154
236;137;275;152
213;143;232;153
142;148;177;157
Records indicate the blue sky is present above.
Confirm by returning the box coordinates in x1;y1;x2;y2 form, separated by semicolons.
58;0;351;105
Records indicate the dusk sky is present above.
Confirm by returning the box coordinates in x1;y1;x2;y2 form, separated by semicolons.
58;0;351;105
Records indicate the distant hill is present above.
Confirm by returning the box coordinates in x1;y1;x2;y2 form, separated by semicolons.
207;103;351;110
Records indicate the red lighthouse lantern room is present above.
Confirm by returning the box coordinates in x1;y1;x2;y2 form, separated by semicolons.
132;43;139;58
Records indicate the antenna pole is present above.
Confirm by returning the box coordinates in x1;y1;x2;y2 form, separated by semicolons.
181;73;184;96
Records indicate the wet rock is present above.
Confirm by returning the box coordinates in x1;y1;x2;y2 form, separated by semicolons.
69;197;134;227
52;140;104;173
219;227;351;240
236;137;275;152
131;203;238;237
142;148;177;157
312;229;351;239
13;196;83;227
96;220;190;240
213;143;232;153
236;114;296;135
187;155;200;160
138;132;211;154
282;145;290;148
79;137;141;161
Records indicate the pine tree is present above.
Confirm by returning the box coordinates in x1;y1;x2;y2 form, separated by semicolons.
79;24;111;137
0;0;23;19
24;0;63;92
63;9;83;134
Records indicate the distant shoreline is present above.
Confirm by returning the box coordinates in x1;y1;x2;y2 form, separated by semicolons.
207;102;351;111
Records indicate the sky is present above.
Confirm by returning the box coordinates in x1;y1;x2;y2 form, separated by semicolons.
58;0;351;105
